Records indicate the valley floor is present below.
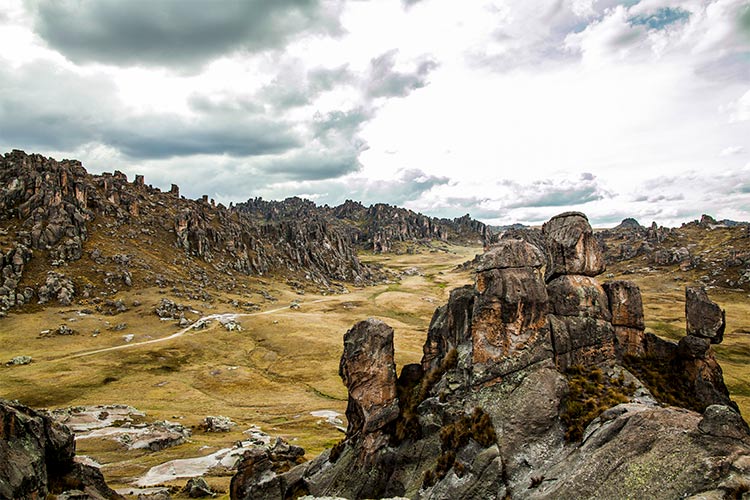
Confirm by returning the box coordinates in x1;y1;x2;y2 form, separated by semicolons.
2;243;750;498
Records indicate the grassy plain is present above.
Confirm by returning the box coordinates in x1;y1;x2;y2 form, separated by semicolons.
2;240;750;497
0;242;480;496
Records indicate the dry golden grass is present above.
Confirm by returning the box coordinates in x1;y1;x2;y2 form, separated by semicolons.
0;243;481;493
4;235;749;495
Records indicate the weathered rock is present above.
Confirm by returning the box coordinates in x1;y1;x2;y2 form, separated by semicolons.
6;355;32;366
199;415;235;433
686;287;725;344
603;280;646;357
339;319;399;438
542;212;605;280
229;438;307;500
421;285;476;375
678;335;710;359
549;315;616;370
602;280;644;330
476;239;546;271
698;405;750;440
231;212;750;500
0;399;122;500
546;275;615;369
38;271;75;306
540;404;750;499
183;477;213;498
471;240;551;383
547;275;611;320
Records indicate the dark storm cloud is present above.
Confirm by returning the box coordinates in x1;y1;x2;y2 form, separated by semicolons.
28;0;343;69
313;108;372;139
108;116;300;159
258;149;363;181
504;177;607;209
366;50;438;98
0;62;300;160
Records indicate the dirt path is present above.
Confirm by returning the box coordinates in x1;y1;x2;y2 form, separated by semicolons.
63;298;336;360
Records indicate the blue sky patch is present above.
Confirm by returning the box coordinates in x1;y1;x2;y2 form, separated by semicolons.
629;7;691;30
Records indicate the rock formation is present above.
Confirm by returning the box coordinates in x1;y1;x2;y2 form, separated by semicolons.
231;211;750;500
596;215;750;291
0;150;373;312
685;286;725;344
0;399;122;499
236;197;491;253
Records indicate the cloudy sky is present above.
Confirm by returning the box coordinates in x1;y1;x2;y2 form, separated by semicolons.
1;0;749;226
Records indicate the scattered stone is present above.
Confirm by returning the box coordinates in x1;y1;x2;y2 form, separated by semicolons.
55;324;76;335
182;477;214;498
200;415;236;433
123;334;135;343
5;355;32;366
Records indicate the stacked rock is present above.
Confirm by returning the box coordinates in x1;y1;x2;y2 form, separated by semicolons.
542;212;615;370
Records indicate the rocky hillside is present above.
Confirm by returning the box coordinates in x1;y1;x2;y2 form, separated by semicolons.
231;212;750;500
236;197;491;253
0;150;373;313
597;215;750;290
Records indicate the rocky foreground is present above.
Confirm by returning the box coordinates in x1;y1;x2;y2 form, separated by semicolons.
231;212;750;500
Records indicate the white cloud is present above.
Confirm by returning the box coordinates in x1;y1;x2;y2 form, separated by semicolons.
720;145;745;156
0;0;749;227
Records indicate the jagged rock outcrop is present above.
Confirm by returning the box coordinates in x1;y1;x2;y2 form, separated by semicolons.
231;211;750;500
339;319;399;454
597;215;750;290
686;286;725;344
603;280;646;357
0;399;122;499
237;197;491;254
471;239;551;383
0;150;373;312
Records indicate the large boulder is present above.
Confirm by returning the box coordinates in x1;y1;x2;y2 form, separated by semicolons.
471;240;552;383
542;212;605;281
547;275;614;369
685;287;725;344
0;399;121;500
339;319;399;438
603;280;646;357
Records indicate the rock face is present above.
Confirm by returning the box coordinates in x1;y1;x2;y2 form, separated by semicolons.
686;286;725;344
471;240;551;383
339;319;399;444
231;211;750;500
0;399;122;499
603;280;646;357
542;212;605;280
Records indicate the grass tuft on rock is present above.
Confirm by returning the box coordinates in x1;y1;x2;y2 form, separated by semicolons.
560;365;635;442
623;354;703;412
393;349;458;443
422;407;497;489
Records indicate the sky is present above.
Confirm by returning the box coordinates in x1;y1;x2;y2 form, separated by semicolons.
0;0;749;227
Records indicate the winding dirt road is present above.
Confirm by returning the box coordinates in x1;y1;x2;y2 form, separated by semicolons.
63;298;335;360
